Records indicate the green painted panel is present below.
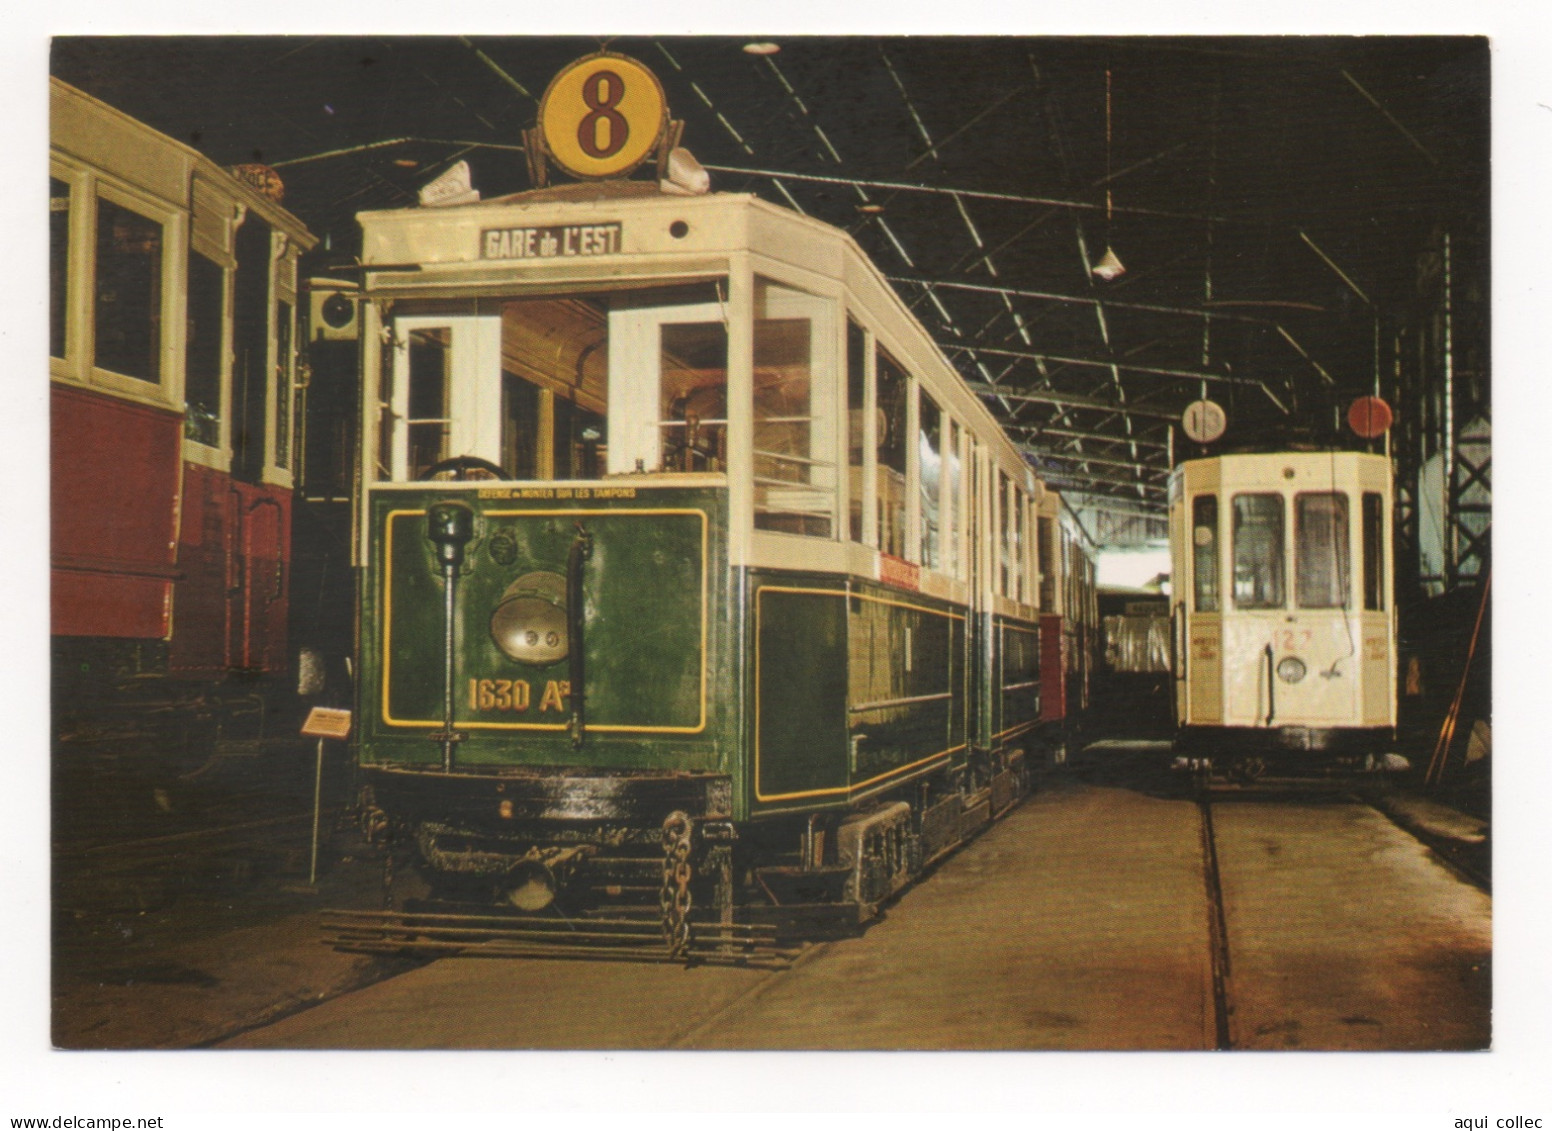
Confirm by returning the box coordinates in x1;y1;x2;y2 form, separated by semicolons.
361;485;730;773
752;586;849;802
846;591;962;786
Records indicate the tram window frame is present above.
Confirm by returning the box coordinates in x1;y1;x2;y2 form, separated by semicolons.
1294;491;1351;610
183;249;226;448
1191;495;1220;612
1232;493;1286;609
875;347;909;559
92;192;167;387
1362;492;1385;611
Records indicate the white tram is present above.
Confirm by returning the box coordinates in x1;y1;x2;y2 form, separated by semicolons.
1169;451;1396;778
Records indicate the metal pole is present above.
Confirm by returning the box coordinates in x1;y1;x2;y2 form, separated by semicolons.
309;736;325;886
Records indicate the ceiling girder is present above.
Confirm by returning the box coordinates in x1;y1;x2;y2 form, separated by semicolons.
968;382;1179;420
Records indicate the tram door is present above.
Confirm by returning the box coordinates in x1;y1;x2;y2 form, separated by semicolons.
1178;490;1224;724
226;216;286;673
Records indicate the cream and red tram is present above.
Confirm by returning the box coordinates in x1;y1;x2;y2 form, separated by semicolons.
1169;451;1396;778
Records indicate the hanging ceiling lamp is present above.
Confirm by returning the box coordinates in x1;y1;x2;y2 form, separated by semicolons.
1092;68;1126;282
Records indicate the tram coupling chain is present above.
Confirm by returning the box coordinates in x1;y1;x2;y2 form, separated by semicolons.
659;810;694;956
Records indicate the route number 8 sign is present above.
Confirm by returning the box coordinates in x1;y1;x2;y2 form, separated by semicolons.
539;53;669;180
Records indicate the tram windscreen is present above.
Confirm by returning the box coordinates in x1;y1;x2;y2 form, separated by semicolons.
1296;492;1350;609
1232;493;1285;609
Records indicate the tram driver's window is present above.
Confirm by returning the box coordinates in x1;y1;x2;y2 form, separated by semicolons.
1295;492;1350;609
1232;493;1285;609
1191;495;1219;612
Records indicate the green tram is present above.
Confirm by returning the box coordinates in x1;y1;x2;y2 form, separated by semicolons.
346;179;1094;945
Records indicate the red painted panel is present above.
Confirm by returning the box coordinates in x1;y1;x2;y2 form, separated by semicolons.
168;466;293;676
168;461;231;674
1040;613;1066;723
234;483;291;673
51;384;179;638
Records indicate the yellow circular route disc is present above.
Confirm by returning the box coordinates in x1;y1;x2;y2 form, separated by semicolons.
539;54;667;180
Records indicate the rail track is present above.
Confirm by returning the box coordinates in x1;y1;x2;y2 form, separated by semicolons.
1189;772;1489;1052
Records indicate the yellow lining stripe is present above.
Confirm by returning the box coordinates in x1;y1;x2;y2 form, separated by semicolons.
753;584;964;803
379;506;710;734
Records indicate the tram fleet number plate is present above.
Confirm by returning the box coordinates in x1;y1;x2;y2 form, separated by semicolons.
482;222;622;260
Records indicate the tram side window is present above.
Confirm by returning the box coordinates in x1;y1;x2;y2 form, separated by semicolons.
184;251;225;446
919;392;942;569
1232;493;1285;609
1013;488;1027;603
1362;492;1385;611
406;328;450;478
998;471;1012;597
946;419;962;579
876;349;909;558
752;280;835;537
1191;495;1219;612
94;196;163;384
50;177;70;360
1295;492;1349;609
847;320;867;543
1039;514;1057;610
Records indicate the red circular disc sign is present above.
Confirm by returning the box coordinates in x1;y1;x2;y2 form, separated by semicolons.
1348;396;1393;438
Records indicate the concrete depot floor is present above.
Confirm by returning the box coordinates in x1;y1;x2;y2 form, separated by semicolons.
53;744;1492;1051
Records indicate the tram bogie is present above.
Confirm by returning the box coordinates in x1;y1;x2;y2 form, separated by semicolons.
1169;450;1398;780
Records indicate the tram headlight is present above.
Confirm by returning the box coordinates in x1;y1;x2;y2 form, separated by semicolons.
489;571;569;665
1276;656;1308;684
